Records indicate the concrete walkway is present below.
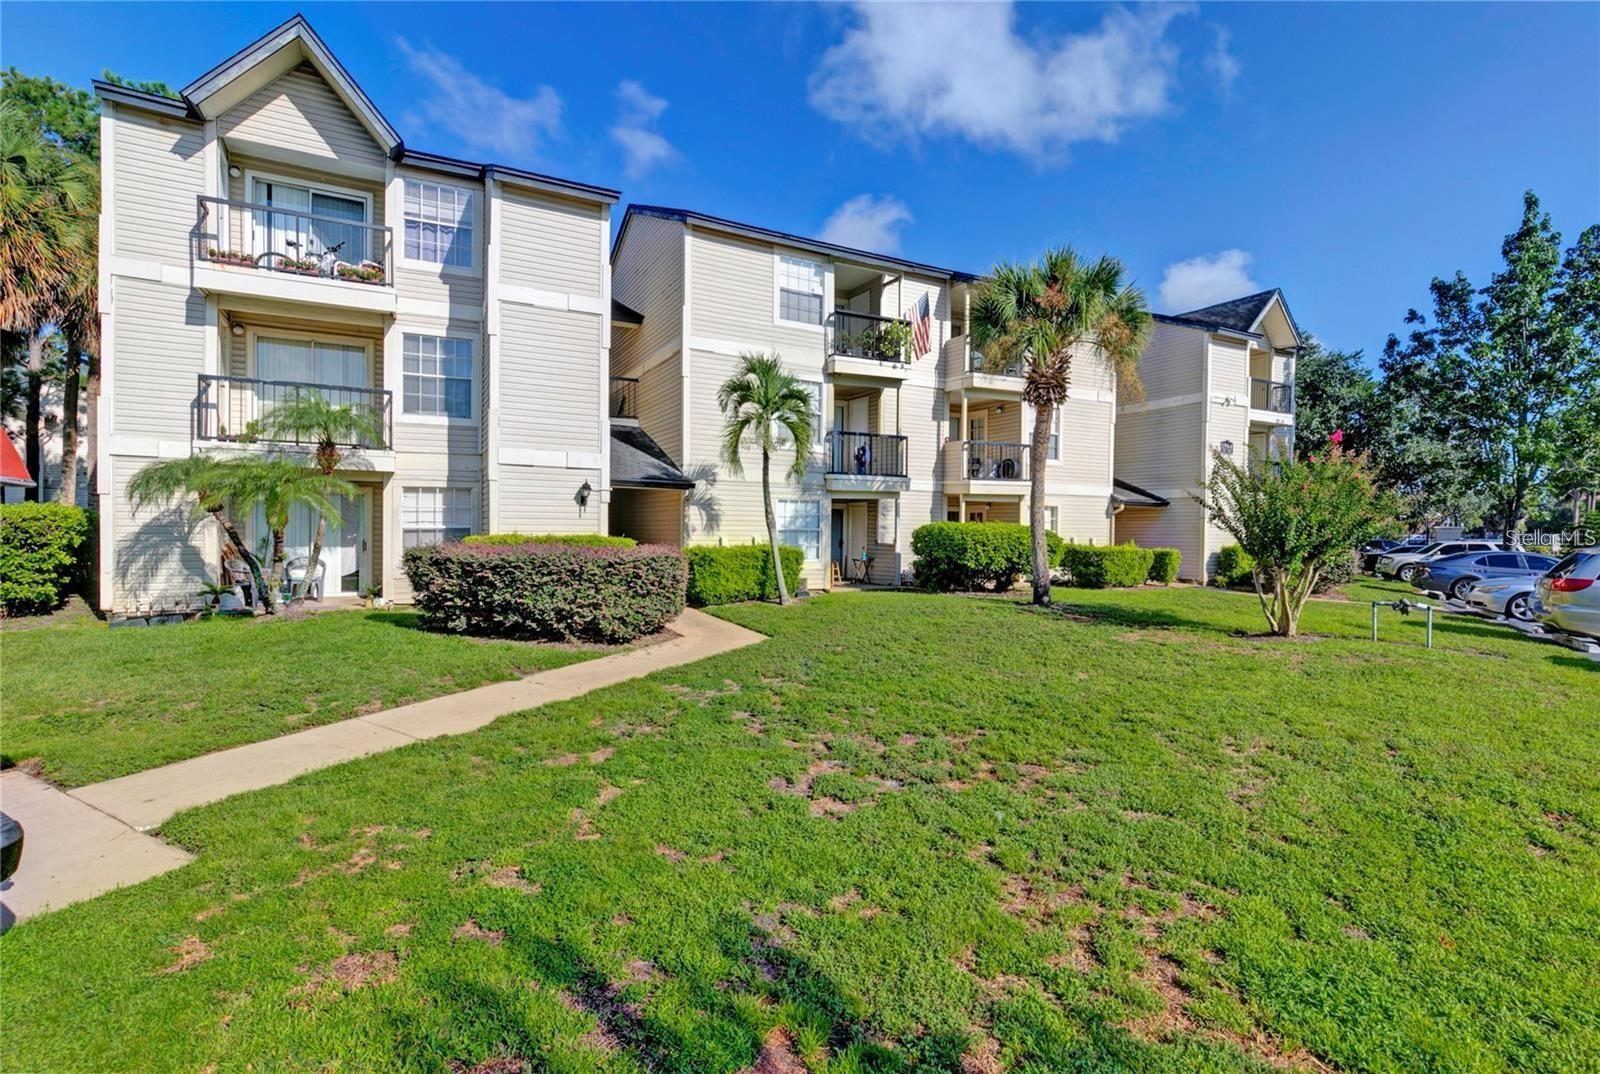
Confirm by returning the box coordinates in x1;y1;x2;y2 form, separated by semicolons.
1;609;763;927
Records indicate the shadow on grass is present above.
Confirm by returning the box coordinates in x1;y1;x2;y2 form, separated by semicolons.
366;611;426;632
1029;599;1236;637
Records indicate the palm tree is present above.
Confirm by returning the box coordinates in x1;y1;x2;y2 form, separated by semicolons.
258;389;386;601
126;454;277;614
971;248;1152;606
239;458;353;597
717;353;814;605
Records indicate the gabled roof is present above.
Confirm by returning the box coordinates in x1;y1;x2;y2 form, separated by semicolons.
1168;288;1304;348
614;204;957;278
610;424;695;490
1;432;35;488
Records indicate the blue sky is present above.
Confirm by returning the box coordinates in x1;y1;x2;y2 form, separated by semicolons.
5;2;1597;362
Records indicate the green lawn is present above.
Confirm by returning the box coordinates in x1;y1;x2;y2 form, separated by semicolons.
0;610;601;786
2;583;1596;1073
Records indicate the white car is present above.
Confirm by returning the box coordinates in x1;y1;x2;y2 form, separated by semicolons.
1376;539;1503;582
1463;576;1539;622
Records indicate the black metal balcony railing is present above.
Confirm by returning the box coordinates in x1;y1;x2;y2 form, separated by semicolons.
828;431;908;478
827;311;912;364
1251;377;1294;412
965;440;1028;481
610;376;639;419
195;375;392;450
195;196;395;285
969;348;1026;378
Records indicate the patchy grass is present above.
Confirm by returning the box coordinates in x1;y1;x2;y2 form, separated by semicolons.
0;609;601;786
1;583;1595;1072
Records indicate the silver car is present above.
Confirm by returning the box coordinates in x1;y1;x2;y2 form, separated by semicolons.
1376;539;1503;582
1463;576;1540;622
1534;548;1600;639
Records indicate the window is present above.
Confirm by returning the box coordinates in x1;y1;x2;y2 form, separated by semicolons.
773;379;822;449
256;336;368;388
251;178;370;261
777;499;821;560
403;180;474;268
1048;408;1061;461
402;487;472;547
403;334;472;418
1044;506;1058;533
776;255;824;325
1482;554;1522;570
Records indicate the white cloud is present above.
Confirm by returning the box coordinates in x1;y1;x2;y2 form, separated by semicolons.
1158;250;1259;312
818;194;914;254
809;3;1193;161
610;80;680;179
1204;26;1241;91
395;37;562;158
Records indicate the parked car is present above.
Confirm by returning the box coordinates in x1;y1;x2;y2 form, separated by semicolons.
1376;539;1504;582
1414;550;1561;601
1463;576;1541;622
1534;548;1600;640
0;812;20;884
1359;539;1406;572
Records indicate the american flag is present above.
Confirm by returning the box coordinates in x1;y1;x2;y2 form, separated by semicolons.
905;292;932;358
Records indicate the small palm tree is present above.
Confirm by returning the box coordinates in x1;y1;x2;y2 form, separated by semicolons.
717;353;814;605
971;249;1152;606
258;389;386;601
127;454;277;614
238;458;354;597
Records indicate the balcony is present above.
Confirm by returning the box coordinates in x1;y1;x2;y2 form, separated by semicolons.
826;431;909;493
942;337;1025;396
1250;377;1294;416
825;311;914;382
943;440;1029;496
191;196;397;314
195;374;393;457
610;376;639;421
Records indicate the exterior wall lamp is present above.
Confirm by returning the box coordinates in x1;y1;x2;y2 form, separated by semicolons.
576;480;593;509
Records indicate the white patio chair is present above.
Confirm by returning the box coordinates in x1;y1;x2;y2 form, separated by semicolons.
285;556;326;601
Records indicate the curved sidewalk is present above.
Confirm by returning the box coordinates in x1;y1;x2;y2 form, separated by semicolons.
1;609;764;927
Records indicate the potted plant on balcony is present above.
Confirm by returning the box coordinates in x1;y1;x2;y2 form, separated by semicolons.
281;257;321;276
336;261;386;285
207;248;255;267
873;320;914;362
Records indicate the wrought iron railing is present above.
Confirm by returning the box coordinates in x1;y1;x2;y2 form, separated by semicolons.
195;196;394;285
964;440;1028;481
610;376;639;419
195;375;392;449
969;348;1026;378
827;310;911;364
1251;377;1294;412
828;431;908;478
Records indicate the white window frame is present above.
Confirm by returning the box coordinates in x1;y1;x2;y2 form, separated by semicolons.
246;326;373;387
776;379;824;453
241;168;374;263
398;332;477;426
401;486;475;548
777;499;822;561
1044;506;1058;533
1048;407;1061;461
400;178;477;274
773;252;825;330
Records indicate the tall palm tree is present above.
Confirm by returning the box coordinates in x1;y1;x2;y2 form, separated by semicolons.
717;352;814;605
971;248;1152;606
258;389;386;601
126;454;277;614
240;458;354;597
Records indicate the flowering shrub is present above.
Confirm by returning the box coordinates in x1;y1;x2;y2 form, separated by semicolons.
403;541;685;643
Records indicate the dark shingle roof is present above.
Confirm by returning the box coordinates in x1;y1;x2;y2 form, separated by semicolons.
1176;290;1281;334
610;299;643;326
1112;479;1169;508
610;424;695;490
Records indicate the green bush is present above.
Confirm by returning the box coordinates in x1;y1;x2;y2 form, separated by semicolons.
463;532;635;548
403;541;684;643
1215;544;1255;588
684;544;803;606
909;522;1064;592
1147;547;1182;584
0;503;94;615
1059;543;1155;588
1313;549;1358;594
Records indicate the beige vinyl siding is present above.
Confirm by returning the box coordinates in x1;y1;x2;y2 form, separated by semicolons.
223;153;385;254
635;360;683;466
1052;494;1114;544
218;66;386;172
1209;337;1250;397
900;383;945;486
609;488;684;545
111;279;208;439
394;166;485;312
1051;399;1114;487
497;465;601;534
110;456;212;610
111;108;205;264
612;214;683;374
1115;405;1204;490
1134;323;1205;402
392;320;482;456
498;305;601;451
1115;501;1207;581
366;483;383;596
686;348;817;475
499;188;603;297
690;233;828;361
685;478;828;587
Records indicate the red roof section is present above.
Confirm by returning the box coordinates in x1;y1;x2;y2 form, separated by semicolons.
1;431;35;487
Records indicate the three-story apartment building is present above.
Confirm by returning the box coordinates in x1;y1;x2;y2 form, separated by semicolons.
1112;289;1301;579
609;206;1121;589
95;16;627;612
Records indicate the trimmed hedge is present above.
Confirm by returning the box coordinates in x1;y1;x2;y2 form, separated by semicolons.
1;503;94;615
1215;544;1255;588
1059;543;1155;588
684;544;803;606
463;532;636;548
1147;547;1182;584
402;541;684;643
910;522;1065;592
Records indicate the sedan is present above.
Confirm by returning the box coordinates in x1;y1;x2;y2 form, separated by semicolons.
1414;551;1560;601
1376;540;1504;582
1535;548;1600;640
1463;576;1540;622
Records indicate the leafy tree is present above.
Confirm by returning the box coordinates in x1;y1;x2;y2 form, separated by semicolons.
970;248;1151;605
1293;337;1379;459
1201;440;1401;637
126;455;276;614
257;390;387;600
716;353;814;606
